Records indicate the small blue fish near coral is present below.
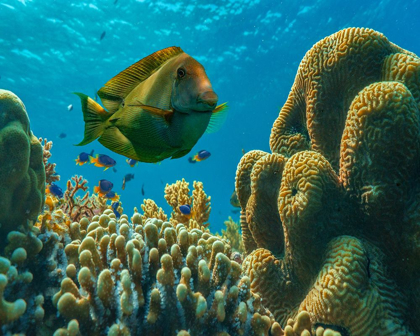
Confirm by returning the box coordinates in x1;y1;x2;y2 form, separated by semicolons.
104;190;119;202
111;201;121;219
188;150;211;163
90;154;116;171
179;204;192;219
93;179;113;197
122;173;135;190
126;158;138;167
46;183;63;198
75;150;94;166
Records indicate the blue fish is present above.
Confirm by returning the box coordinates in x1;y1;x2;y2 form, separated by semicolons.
126;158;138;167
111;201;121;219
76;150;94;166
104;190;119;201
122;173;135;190
179;204;192;219
188;150;211;163
46;183;63;198
90;154;117;171
94;179;113;196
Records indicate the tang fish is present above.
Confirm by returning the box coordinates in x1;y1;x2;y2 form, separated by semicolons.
74;46;228;163
126;158;138;167
122;173;134;190
179;204;192;219
188;149;211;163
46;183;63;198
90;154;116;170
75;150;94;166
94;179;113;197
100;31;106;41
59;132;67;139
104;190;119;202
141;183;145;196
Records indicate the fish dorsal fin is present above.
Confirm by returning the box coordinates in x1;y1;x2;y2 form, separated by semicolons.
206;102;229;133
98;46;184;113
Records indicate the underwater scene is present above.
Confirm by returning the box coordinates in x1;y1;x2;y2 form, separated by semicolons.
1;0;420;335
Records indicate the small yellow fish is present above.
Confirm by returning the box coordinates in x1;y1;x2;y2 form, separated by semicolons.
75;47;228;163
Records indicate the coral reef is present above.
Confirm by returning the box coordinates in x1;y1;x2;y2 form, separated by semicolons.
164;179;211;230
218;217;244;254
60;175;107;222
236;27;420;335
39;137;60;184
0;89;45;241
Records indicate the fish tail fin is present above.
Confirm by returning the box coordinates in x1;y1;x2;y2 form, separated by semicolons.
90;155;98;164
74;92;111;146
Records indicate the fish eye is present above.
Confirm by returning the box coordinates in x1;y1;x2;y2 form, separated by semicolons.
177;68;186;78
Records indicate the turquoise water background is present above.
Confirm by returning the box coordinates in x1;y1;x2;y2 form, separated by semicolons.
1;0;419;232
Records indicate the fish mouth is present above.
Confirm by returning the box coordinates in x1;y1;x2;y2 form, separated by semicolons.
196;91;218;110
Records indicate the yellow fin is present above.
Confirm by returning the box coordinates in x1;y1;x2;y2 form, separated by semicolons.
98;46;184;113
205;102;228;133
127;102;173;121
74;92;111;146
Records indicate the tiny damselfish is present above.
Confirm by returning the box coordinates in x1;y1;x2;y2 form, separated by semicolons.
75;47;228;163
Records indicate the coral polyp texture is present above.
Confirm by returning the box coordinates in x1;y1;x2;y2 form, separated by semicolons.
0;90;45;239
236;27;420;335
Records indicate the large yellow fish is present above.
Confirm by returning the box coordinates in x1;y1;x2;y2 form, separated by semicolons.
75;47;228;163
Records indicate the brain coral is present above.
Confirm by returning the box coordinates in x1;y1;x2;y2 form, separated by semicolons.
237;27;420;335
0;90;45;241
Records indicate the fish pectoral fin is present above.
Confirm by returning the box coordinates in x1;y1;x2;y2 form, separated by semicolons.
97;46;184;113
127;102;173;122
206;102;229;134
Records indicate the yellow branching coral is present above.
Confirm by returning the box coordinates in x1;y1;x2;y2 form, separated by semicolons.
164;178;192;224
164;179;211;229
140;198;168;222
191;181;211;226
237;28;420;335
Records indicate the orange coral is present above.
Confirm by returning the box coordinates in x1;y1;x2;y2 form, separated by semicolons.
60;175;106;222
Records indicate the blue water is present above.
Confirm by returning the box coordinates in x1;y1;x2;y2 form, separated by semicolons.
1;0;419;232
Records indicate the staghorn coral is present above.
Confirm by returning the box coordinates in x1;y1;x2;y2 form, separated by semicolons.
164;178;211;229
60;175;107;222
0;89;45;241
39;137;60;184
236;28;420;335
